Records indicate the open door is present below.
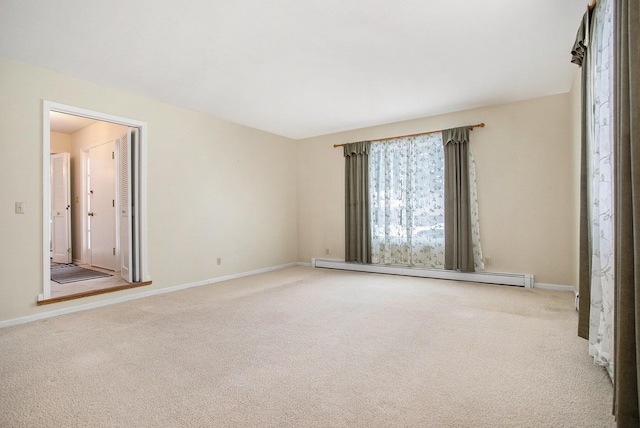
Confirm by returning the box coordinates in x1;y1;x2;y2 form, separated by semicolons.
118;128;140;283
118;129;132;283
51;152;71;263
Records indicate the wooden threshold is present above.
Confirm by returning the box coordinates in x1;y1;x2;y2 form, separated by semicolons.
37;281;153;306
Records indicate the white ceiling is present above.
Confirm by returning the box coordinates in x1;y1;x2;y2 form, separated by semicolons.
0;0;586;139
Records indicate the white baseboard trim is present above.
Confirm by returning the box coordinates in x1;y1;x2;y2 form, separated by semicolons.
0;262;300;329
533;283;575;292
312;258;534;288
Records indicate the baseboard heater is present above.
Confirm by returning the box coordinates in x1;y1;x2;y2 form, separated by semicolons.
312;258;534;288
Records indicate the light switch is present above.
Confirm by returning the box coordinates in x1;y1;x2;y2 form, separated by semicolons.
15;202;25;214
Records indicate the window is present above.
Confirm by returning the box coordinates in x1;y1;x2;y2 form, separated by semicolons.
369;132;483;269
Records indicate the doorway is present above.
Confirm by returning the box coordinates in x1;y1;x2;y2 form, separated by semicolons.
41;101;150;302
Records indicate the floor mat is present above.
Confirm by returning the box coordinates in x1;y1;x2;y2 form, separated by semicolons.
50;265;112;284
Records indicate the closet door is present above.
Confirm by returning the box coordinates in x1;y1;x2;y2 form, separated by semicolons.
118;129;133;282
118;127;141;283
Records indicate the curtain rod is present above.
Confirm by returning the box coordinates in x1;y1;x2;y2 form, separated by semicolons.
333;123;485;148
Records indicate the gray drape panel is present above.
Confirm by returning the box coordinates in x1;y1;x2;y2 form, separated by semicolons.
571;8;592;340
442;127;474;273
344;141;372;264
614;0;640;424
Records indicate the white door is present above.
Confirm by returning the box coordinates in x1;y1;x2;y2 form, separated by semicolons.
118;130;131;282
51;152;71;263
89;141;116;270
118;128;140;283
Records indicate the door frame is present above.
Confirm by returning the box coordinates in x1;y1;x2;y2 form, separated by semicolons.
41;101;150;301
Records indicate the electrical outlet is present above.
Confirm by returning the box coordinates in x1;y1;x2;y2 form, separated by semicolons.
325;248;330;255
217;257;221;265
484;257;491;267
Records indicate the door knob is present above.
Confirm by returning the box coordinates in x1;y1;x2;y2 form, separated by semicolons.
88;212;94;216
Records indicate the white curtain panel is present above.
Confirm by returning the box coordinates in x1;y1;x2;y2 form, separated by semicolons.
588;0;614;379
369;133;483;269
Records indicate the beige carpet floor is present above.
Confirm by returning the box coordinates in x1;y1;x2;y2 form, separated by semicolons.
0;267;614;427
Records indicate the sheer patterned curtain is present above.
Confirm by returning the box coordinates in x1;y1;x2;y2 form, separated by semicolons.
468;147;484;270
588;0;614;378
370;134;445;267
369;133;483;269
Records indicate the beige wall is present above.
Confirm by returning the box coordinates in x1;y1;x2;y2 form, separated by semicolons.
297;94;576;286
0;57;298;322
50;131;71;153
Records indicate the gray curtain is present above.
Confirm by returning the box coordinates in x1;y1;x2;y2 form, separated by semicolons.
344;141;372;263
571;8;593;340
442;127;474;272
613;0;640;424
